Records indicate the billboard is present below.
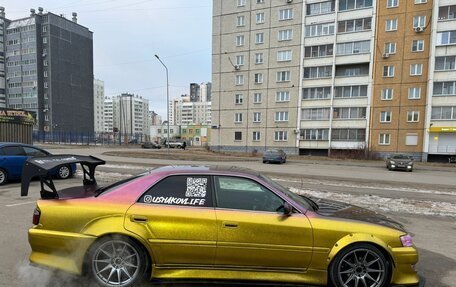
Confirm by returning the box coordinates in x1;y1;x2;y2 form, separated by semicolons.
0;108;36;125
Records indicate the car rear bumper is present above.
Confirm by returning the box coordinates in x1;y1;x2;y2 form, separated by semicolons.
28;227;96;275
393;275;425;287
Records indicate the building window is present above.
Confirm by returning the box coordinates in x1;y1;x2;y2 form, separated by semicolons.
410;63;423;76
234;113;243;123
254;73;264;84
331;129;365;141
412;40;425;52
380;111;392;122
43;60;48;66
237;0;246;7
336;40;371;55
256;12;265;24
276;71;291;82
42;25;47;33
236;16;245;27
438;6;456;21
304;44;334;58
338;17;372;33
431;106;456;120
333;107;366;119
278;29;293;41
256;0;265;4
415;0;426;3
379;134;391;145
335;64;369;77
307;1;335;15
253;93;262;103
436;31;456;45
276;91;290;102
44;71;48;77
386;19;398;31
435;56;456;71
334;85;368;98
433;82;456;96
279;8;293;21
408;87;421;99
235;75;244;85
405;134;418;146
253;131;261;141
303;87;331;100
235;94;243;104
301;129;329;140
255;53;264;64
253;112;261;122
236;35;245;46
234;131;242;141
339;0;373;11
381;88;393;100
384;42;396;54
274;131;288;141
255;32;264;44
275;111;289;122
407;111;420;122
413;16;426;28
236;55;244;66
304;66;332;79
305;23;335;37
44;82;48;88
301;108;331;120
383;65;395;77
277;50;292;61
387;0;398;8
42;37;48;43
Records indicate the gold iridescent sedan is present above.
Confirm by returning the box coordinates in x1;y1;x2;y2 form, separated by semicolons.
20;155;424;287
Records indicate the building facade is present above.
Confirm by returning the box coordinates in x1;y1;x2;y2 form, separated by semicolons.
104;93;150;140
0;7;94;133
212;0;456;160
94;78;104;133
169;94;212;126
190;82;212;102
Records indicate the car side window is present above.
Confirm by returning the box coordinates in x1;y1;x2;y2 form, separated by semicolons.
2;146;26;156
23;147;48;157
138;175;213;207
214;176;284;213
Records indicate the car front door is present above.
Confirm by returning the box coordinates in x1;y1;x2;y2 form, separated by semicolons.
0;146;27;179
125;175;217;267
214;176;313;271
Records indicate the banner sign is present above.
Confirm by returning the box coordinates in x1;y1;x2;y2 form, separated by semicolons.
0;108;36;125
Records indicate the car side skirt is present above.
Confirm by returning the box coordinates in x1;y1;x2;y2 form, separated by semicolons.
152;265;327;285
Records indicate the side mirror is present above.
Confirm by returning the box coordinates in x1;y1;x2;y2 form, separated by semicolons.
277;202;293;216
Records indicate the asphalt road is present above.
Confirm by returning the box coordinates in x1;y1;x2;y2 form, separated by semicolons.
0;146;455;287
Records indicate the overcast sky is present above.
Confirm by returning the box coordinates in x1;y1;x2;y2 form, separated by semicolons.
3;0;213;117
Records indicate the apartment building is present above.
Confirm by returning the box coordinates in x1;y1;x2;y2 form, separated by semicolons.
212;0;456;160
1;7;94;133
169;92;212;126
94;78;104;133
212;0;375;154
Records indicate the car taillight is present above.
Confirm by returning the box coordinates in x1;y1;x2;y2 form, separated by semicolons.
33;208;41;225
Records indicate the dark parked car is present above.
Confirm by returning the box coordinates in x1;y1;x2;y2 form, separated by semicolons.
386;154;414;172
141;142;161;149
263;149;287;164
0;143;76;185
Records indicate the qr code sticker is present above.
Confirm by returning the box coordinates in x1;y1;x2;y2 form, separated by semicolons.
186;177;207;197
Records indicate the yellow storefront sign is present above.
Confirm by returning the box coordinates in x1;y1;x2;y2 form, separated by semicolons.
429;127;456;133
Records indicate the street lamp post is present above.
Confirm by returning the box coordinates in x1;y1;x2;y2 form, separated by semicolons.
155;54;170;154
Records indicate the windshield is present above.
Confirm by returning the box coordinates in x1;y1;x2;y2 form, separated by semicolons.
259;174;313;211
392;154;411;160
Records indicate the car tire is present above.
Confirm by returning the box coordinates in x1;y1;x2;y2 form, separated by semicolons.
0;169;8;185
329;243;391;287
57;165;72;179
263;160;267;164
87;236;149;287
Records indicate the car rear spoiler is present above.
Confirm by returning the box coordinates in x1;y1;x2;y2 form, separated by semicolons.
21;155;106;199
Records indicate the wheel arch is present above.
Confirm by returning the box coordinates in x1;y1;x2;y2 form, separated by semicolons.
327;233;395;269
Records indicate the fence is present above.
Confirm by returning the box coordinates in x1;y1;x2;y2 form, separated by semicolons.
33;131;149;146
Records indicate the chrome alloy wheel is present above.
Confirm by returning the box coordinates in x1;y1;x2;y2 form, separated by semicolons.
337;248;386;287
92;240;140;287
58;166;70;179
0;169;6;185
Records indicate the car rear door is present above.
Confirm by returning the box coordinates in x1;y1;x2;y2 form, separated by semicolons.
125;174;217;267
213;175;313;271
0;146;27;179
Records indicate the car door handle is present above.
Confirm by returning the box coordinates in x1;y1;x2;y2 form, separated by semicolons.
131;215;148;223
222;222;238;228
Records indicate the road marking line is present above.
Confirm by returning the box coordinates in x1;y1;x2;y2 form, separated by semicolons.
6;201;35;207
